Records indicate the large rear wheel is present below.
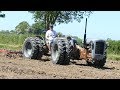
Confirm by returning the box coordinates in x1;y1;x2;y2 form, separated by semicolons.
22;37;43;60
51;39;71;65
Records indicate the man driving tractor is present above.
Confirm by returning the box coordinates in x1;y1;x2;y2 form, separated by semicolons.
45;24;57;54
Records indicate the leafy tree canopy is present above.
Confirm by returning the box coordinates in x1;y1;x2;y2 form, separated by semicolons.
29;11;92;29
15;21;30;34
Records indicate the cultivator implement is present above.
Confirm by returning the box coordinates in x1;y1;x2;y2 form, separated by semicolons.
0;49;22;58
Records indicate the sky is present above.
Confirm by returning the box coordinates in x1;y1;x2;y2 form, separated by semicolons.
0;11;120;40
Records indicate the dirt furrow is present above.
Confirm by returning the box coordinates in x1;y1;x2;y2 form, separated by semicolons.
0;53;120;79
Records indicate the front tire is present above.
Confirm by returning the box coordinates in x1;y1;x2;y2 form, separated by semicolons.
86;58;106;68
51;39;71;65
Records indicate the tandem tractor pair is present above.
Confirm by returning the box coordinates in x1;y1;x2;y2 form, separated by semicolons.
22;18;108;68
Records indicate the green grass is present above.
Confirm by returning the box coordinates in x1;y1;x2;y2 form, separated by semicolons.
107;54;120;61
0;44;22;50
0;33;35;45
0;33;35;50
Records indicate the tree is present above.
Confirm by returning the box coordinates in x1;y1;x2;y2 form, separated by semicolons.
0;30;10;34
57;32;63;37
0;11;5;18
107;38;112;41
26;27;33;34
31;21;45;35
29;11;92;29
15;21;30;34
9;30;16;34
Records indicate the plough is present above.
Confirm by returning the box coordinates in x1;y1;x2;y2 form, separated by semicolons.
0;49;22;58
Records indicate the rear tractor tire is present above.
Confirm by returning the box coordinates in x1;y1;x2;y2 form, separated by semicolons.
51;39;71;65
22;37;43;60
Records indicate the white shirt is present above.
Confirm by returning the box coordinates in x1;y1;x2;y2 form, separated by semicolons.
45;30;57;41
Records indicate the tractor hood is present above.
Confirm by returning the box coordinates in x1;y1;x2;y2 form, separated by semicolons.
86;38;106;44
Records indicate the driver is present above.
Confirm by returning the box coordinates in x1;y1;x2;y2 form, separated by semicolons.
45;24;57;54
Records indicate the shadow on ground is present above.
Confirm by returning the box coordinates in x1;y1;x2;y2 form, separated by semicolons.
70;61;115;70
39;56;51;62
40;58;50;62
99;66;115;70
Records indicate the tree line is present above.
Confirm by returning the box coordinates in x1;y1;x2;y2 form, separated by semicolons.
1;30;120;55
107;39;120;55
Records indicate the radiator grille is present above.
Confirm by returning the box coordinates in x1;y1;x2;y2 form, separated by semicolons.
95;42;104;54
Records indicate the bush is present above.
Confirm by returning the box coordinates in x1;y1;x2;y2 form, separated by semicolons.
107;40;120;55
107;54;120;61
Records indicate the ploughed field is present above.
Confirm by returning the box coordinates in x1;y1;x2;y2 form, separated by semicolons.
0;50;120;79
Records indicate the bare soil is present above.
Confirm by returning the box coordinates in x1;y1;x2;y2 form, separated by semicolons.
0;51;120;79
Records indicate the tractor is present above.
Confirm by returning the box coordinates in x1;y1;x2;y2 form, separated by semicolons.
68;18;108;67
22;18;108;67
22;31;73;65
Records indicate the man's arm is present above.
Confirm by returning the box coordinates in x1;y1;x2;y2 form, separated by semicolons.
56;32;58;37
54;31;58;37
